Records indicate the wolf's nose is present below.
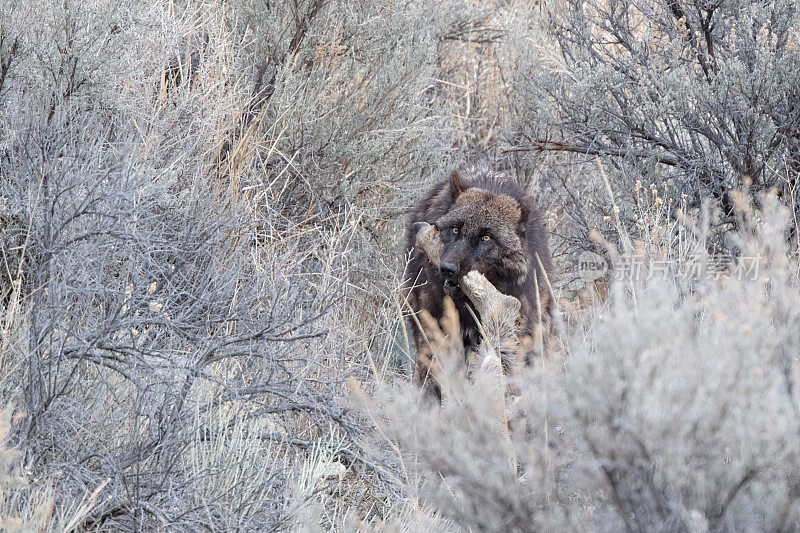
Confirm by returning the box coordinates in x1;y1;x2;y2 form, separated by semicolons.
440;262;458;279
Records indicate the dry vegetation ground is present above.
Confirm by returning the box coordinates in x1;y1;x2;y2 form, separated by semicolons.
1;0;800;531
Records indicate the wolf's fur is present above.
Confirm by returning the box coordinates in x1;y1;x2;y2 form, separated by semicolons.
404;163;554;399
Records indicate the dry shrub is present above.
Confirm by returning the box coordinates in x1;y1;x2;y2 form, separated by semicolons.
507;0;800;266
370;196;800;532
2;0;800;529
0;0;498;528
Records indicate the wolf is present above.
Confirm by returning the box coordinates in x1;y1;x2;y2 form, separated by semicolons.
404;163;555;399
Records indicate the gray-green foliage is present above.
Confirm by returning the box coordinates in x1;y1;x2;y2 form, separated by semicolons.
233;0;475;225
0;0;474;528
3;0;800;529
513;0;800;249
375;199;800;531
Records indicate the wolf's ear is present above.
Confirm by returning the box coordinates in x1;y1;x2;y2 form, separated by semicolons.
448;170;470;200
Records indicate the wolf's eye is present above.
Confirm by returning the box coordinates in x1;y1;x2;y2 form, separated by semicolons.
451;227;459;235
482;234;491;242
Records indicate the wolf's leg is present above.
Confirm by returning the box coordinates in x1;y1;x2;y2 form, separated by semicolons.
410;222;462;401
413;297;463;404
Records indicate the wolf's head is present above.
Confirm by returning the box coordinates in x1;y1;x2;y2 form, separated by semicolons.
434;170;530;294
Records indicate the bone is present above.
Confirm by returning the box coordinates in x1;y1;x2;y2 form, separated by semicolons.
413;222;443;268
459;271;521;326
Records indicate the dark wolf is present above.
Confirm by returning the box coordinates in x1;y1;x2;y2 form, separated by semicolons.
404;163;555;399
